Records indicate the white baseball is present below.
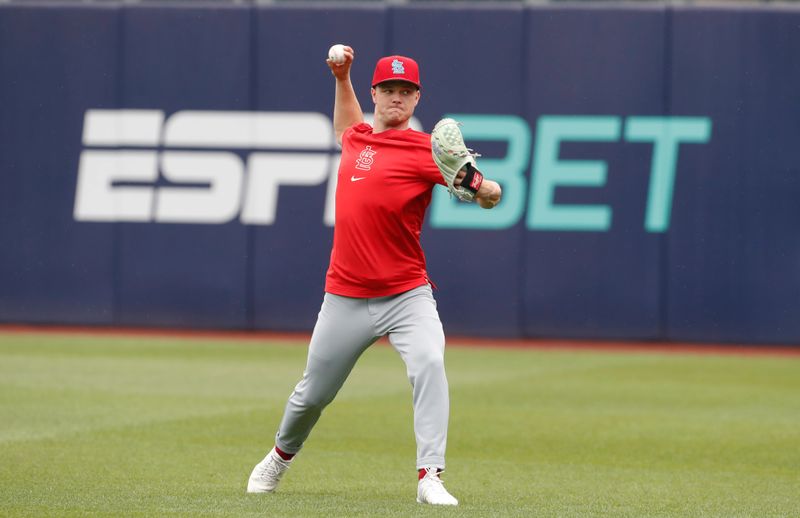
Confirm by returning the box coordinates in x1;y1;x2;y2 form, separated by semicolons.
328;44;346;65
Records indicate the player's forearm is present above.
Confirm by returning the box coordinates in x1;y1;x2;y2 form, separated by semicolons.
475;180;501;209
333;78;364;145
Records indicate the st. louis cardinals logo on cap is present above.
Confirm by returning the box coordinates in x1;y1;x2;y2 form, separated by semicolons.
391;59;405;75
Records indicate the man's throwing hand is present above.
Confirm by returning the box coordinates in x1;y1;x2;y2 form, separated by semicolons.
326;44;354;80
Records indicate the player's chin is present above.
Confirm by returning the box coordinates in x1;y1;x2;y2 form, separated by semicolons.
385;111;410;125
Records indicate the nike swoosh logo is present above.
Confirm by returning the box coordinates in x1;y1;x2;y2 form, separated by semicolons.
351;176;366;182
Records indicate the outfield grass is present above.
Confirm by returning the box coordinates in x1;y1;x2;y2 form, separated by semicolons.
0;331;798;517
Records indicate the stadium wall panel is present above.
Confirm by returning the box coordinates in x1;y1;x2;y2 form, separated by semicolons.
114;6;252;329
0;6;118;325
520;6;666;340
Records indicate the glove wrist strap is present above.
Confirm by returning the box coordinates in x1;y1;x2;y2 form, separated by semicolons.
462;163;484;195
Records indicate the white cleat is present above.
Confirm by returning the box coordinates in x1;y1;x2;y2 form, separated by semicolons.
417;468;459;506
246;448;292;493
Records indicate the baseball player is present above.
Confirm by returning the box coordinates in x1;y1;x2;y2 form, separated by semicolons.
247;46;502;506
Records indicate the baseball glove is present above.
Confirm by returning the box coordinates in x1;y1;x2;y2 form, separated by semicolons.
431;118;484;202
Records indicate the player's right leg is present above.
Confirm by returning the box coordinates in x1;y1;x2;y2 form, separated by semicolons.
247;293;377;493
275;293;379;453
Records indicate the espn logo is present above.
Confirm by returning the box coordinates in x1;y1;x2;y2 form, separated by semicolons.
74;110;340;226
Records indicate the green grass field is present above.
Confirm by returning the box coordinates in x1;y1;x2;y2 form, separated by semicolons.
1;331;798;517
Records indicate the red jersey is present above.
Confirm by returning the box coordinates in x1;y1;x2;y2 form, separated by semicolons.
325;122;445;298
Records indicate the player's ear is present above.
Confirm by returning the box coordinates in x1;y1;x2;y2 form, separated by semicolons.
371;87;377;104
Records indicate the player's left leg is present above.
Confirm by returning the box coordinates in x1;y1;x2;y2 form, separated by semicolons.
379;284;458;505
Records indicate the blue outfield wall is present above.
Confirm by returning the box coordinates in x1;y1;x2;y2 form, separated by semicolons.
1;4;799;345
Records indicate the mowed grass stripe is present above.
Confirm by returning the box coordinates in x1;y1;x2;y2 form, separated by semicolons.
1;333;798;517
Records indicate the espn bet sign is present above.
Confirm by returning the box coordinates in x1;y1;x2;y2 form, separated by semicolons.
74;110;710;233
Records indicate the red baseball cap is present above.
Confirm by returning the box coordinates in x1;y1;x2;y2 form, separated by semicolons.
371;55;421;89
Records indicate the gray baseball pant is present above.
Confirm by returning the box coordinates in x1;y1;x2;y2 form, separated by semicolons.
274;284;449;470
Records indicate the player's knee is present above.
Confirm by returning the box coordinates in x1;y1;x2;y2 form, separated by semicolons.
411;349;445;376
290;383;337;413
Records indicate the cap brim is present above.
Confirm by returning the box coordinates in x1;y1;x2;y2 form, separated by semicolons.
372;78;421;89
